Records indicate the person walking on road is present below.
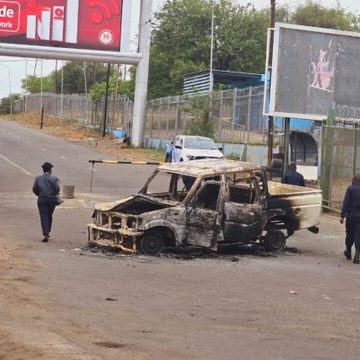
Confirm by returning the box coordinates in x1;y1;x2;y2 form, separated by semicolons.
32;162;60;243
340;174;360;264
281;162;305;187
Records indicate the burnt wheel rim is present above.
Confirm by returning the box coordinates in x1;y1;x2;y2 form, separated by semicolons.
141;233;164;256
265;231;286;252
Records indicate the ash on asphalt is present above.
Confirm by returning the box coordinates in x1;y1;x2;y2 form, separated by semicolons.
82;243;301;262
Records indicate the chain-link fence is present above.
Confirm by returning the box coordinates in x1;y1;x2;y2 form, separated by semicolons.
321;121;360;212
146;86;267;144
14;93;134;131
14;86;268;144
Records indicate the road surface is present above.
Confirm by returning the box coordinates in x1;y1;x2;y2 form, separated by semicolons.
0;119;360;359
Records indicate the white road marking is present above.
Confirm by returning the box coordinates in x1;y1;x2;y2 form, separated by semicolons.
27;140;31;144
41;147;47;152
60;156;67;159
0;153;32;176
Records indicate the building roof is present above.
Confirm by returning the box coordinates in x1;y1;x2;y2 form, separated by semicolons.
183;70;264;94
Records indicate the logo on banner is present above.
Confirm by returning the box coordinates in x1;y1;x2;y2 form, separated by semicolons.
0;1;20;32
99;30;114;45
26;0;79;43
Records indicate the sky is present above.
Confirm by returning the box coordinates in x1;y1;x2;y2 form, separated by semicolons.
0;0;359;100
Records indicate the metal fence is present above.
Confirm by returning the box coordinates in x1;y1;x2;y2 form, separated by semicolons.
321;121;360;212
14;93;134;131
146;86;267;144
14;86;268;144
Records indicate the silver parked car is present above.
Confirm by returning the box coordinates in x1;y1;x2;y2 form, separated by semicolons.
165;135;223;162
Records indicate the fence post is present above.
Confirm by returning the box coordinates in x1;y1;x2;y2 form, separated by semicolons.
150;101;154;138
166;96;170;136
246;86;252;144
218;90;223;141
231;88;237;131
175;102;180;137
40;106;44;129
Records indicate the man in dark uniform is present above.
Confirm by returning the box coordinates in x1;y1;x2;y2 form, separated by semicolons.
340;174;360;264
281;162;305;186
32;162;60;242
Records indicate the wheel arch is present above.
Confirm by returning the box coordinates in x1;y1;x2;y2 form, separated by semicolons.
142;220;184;246
266;214;297;237
144;226;177;248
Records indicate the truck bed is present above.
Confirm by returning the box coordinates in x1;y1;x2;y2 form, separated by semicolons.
267;181;321;196
267;181;322;231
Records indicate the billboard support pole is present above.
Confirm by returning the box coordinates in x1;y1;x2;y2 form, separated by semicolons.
132;0;153;147
283;117;290;176
267;0;276;166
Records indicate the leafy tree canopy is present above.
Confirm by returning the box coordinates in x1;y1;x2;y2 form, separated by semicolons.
149;0;270;98
21;74;53;93
290;1;359;30
148;0;360;98
21;61;135;102
0;93;20;114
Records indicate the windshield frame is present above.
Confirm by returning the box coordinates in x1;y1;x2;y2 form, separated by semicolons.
184;138;217;150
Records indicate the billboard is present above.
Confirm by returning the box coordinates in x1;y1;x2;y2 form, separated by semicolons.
268;23;360;121
0;0;140;64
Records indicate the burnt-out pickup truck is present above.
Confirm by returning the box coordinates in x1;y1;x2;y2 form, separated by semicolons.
88;159;322;255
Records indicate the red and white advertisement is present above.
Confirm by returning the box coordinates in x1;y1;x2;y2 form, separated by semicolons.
0;0;123;51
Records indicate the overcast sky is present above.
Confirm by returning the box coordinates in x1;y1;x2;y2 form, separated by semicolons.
246;0;359;11
0;0;359;100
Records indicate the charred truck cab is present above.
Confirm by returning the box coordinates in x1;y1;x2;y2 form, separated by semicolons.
88;159;322;255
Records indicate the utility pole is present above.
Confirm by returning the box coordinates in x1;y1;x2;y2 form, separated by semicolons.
209;0;215;92
267;0;276;166
102;63;111;138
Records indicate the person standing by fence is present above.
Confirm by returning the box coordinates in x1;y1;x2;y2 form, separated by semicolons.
340;174;360;264
281;162;305;187
32;162;60;243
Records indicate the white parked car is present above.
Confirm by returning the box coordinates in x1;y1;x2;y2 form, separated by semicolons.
165;135;223;162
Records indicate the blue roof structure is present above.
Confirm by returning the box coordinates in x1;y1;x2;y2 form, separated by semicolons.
183;70;264;94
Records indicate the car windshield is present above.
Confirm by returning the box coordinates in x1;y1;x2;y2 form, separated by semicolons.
184;138;217;150
140;170;197;202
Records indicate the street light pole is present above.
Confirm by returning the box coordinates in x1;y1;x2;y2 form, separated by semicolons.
209;0;215;92
0;63;12;115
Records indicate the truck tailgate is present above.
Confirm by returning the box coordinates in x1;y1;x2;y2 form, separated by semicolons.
267;181;322;230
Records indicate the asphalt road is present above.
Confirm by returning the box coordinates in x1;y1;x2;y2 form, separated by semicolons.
1;118;360;359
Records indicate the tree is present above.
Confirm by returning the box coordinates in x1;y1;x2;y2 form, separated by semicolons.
149;0;270;98
0;93;20;114
290;1;359;31
51;62;115;94
21;75;54;93
148;0;360;99
183;95;214;138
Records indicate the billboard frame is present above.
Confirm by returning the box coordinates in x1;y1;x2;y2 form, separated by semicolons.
0;43;142;64
268;22;360;121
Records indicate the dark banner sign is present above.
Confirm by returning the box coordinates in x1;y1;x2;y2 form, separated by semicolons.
269;23;360;121
0;0;123;51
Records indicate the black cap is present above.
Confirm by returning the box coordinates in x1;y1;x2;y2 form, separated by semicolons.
41;162;54;171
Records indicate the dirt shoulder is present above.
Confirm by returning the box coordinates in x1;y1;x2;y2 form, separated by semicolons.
0;233;59;359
